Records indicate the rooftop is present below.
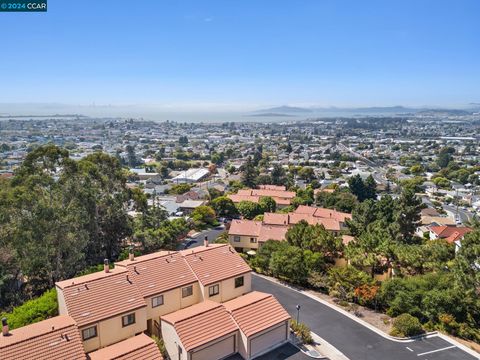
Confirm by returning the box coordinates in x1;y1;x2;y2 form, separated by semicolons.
116;252;198;298
181;244;251;286
161;301;237;352
56;268;146;327
224;291;290;337
87;333;163;360
0;315;86;360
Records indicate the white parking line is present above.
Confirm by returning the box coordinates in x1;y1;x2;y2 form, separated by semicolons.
406;347;414;352
417;345;456;356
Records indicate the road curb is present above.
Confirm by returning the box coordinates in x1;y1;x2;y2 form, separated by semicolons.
255;273;480;358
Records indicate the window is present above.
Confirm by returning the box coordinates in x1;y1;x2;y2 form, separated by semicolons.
250;237;257;243
182;285;193;298
235;276;244;288
82;326;97;341
234;236;240;242
122;313;136;327
152;295;164;308
209;284;220;297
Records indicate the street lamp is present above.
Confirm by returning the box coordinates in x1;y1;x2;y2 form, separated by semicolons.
296;304;301;324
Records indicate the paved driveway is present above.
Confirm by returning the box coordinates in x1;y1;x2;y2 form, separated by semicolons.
252;275;479;360
225;343;309;360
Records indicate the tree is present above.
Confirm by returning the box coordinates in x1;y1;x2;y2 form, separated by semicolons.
437;147;454;169
178;136;189;146
346;221;392;278
259;196;276;213
211;196;238;217
269;245;308;284
364;175;377;200
453;228;480;291
271;164;286;185
393;189;423;244
286;221;342;260
190;206;217;229
250;240;287;273
316;190;358;213
348;174;368;201
126;144;138;167
236;201;264;220
241;157;258;188
298;167;315;182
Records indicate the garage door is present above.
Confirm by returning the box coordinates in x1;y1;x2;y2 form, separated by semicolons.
250;322;287;358
191;335;235;360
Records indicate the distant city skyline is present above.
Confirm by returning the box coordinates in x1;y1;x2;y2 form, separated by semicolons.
1;0;479;109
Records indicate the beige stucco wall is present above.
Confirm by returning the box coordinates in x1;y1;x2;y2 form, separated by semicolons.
145;282;201;322
82;307;148;353
229;235;259;251
161;320;188;360
202;272;252;303
55;286;67;315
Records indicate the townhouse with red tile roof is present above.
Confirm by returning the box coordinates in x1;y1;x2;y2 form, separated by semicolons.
228;205;351;252
1;242;290;360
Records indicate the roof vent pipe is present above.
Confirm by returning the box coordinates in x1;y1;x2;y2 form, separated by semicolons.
129;246;134;261
2;317;9;337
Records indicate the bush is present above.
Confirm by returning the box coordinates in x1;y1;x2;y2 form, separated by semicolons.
0;289;58;329
390;314;424;337
291;319;313;344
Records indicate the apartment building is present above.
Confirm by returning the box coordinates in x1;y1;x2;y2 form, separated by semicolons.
229;205;352;252
2;242;289;360
161;292;290;360
228;185;296;209
55;264;148;353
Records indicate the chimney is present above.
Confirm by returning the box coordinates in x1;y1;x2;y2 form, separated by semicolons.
204;236;209;247
2;317;9;337
129;246;134;261
104;259;109;273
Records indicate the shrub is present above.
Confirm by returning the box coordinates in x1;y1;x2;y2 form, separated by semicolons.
291;319;313;344
0;289;58;329
390;313;424;337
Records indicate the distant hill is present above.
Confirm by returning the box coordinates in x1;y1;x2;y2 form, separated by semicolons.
253;105;312;114
246;112;295;117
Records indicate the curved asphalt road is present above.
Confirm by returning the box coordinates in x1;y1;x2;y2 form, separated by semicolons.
252;275;479;360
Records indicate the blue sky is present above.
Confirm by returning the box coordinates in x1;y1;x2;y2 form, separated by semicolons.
1;0;479;110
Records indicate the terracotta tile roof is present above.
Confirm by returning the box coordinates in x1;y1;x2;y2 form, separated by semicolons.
430;225;472;243
288;213;341;231
161;301;238;352
250;189;296;199
263;213;289;225
56;268;146;327
87;334;163;360
182;244;251;286
116;252;197;298
0;315;86;360
228;194;291;206
228;219;261;236
258;225;288;242
224;292;290;338
258;185;286;191
295;205;352;222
